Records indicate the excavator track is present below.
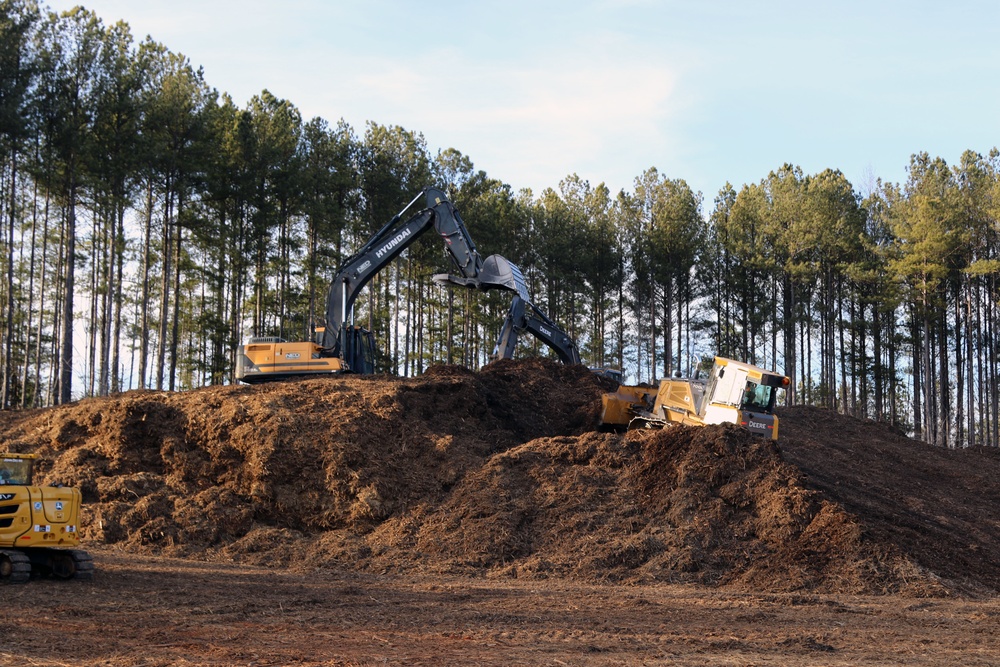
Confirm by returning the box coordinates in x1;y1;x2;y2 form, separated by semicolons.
68;549;94;580
0;548;32;584
32;547;95;581
0;548;93;582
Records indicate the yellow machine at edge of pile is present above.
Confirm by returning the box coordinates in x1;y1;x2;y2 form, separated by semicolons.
0;452;93;584
600;357;790;440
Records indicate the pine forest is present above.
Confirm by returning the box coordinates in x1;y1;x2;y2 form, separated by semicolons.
2;1;1000;449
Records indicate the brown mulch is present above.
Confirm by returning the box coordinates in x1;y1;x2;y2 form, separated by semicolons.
1;359;998;596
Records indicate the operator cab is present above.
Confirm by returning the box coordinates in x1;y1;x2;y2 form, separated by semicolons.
741;381;779;413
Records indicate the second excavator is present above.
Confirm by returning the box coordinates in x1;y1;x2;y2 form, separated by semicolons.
489;296;581;365
0;452;93;583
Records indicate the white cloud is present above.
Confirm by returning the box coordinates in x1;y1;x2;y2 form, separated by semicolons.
46;0;690;192
317;45;680;192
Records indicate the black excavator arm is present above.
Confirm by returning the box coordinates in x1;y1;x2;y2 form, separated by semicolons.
492;296;582;365
321;188;526;368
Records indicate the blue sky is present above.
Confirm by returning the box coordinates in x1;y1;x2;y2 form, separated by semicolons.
47;0;1000;204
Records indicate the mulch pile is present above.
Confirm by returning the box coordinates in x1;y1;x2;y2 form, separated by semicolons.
2;359;998;596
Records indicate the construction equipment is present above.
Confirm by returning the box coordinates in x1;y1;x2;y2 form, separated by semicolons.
236;188;528;382
0;453;93;583
490;295;582;365
600;356;790;440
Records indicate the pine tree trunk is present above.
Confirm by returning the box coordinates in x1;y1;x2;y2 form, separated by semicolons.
989;276;998;447
938;311;949;448
955;281;964;446
888;305;898;428
837;286;848;413
447;288;454;365
404;257;413;376
278;203;288;340
139;179;153;389
307;218;317;337
86;211;99;397
912;308;922;439
59;178;77;406
20;172;39;408
617;263;625;374
416;277;424;375
228;203;244;382
169;209;183;391
922;307;933;444
856;298;866;418
661;286;672;377
3;152;17;408
31;191;51;407
99;207;113;396
649;280;657;382
800;314;808;404
807;300;814;405
783;275;796;405
111;207;125;393
393;261;401;373
966;280;974;446
876;303;885;421
156;186;173;391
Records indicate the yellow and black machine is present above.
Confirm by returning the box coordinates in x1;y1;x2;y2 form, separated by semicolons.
0;452;93;583
236;188;530;382
600;357;790;440
236;187;585;382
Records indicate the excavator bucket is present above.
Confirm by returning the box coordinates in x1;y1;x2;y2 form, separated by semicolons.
433;254;529;300
477;255;529;299
432;255;529;301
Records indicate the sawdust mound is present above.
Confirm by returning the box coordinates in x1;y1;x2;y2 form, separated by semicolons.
386;426;924;594
779;405;1000;596
1;359;997;595
2;359;607;556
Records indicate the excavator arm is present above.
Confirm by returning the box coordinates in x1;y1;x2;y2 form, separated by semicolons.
492;296;581;365
321;187;526;356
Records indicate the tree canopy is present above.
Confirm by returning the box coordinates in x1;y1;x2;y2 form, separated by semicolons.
2;1;1000;448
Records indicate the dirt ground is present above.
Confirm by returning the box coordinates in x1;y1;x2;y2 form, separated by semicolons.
2;358;1000;665
3;545;1000;667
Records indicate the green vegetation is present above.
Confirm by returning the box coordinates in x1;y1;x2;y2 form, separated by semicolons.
2;1;999;448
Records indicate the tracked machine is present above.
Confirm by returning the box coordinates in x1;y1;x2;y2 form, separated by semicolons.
601;356;790;440
237;187;582;382
0;453;93;583
237;188;529;382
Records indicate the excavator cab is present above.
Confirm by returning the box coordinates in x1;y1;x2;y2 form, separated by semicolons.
740;379;780;413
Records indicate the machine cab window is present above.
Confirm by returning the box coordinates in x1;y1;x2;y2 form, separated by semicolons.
740;381;776;413
0;456;33;486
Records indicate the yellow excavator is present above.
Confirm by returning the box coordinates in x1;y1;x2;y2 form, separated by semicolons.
236;187;582;382
0;453;93;583
601;356;790;440
236;188;529;382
